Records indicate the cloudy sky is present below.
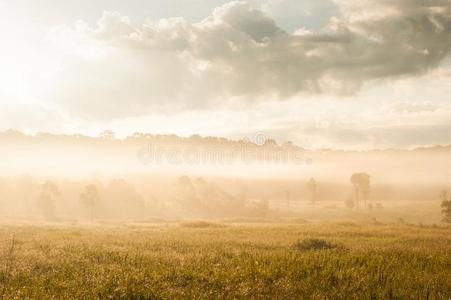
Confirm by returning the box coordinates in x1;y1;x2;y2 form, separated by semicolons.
1;0;450;149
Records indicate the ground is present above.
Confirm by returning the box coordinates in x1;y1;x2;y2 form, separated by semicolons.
0;222;450;299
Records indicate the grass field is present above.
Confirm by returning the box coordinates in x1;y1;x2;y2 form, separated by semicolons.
0;222;450;299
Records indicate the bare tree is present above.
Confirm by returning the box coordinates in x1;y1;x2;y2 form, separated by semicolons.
80;185;100;222
350;173;371;209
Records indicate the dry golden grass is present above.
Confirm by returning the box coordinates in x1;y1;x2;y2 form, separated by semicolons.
0;222;450;299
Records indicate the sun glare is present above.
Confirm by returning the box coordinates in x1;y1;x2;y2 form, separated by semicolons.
0;54;27;99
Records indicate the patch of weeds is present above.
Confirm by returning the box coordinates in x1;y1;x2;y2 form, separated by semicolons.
180;221;225;228
293;238;341;251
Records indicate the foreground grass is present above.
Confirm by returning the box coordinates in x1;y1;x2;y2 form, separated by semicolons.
0;222;450;299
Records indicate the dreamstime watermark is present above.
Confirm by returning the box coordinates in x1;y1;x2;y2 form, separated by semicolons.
137;132;313;166
253;132;268;146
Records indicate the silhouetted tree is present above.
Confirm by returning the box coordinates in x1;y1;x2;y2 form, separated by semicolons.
440;190;451;223
37;181;60;220
307;178;317;205
264;139;278;147
350;173;370;209
80;185;100;221
99;130;115;140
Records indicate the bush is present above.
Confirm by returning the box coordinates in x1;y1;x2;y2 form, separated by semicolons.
293;238;340;251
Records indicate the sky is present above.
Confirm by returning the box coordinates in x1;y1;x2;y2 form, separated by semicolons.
0;0;450;150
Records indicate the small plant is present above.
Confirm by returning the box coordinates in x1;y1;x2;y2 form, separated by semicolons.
293;238;340;251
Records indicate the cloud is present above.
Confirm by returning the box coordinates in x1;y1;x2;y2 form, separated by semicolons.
39;0;451;120
386;102;439;114
263;110;451;150
0;97;65;133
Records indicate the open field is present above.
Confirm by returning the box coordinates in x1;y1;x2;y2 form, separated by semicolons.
0;222;450;299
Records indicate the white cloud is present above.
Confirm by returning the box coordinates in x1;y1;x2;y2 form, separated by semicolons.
21;0;449;123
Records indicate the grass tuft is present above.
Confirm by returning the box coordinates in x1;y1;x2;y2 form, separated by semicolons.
293;238;340;251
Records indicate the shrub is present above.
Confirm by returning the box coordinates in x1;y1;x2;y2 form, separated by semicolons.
293;238;340;251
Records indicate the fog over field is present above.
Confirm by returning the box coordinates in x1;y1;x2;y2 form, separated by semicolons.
0;130;449;224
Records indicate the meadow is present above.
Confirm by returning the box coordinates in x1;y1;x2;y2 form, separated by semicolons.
0;221;450;299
